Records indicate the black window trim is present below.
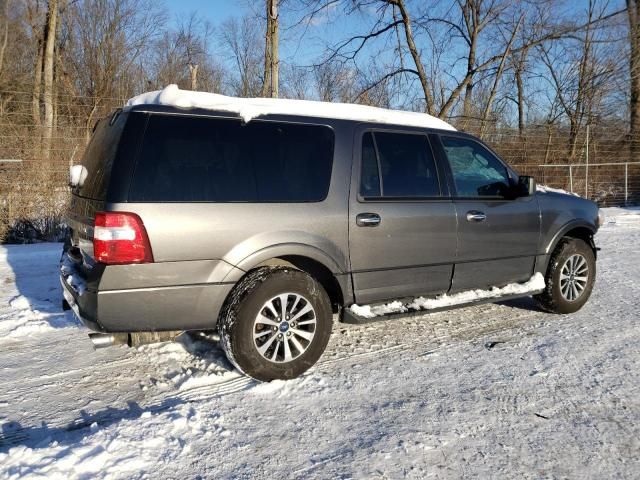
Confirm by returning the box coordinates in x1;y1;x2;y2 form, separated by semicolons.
436;133;519;201
357;127;444;203
127;112;337;204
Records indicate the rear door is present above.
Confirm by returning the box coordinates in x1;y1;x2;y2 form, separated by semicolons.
434;134;540;292
348;127;457;304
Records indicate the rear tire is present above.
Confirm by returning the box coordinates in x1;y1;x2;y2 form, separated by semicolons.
535;238;596;314
218;267;333;381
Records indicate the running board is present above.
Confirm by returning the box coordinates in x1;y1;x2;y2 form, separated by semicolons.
341;290;544;325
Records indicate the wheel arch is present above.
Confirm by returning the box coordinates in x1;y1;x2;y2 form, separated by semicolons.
223;245;351;313
545;221;597;258
256;256;345;312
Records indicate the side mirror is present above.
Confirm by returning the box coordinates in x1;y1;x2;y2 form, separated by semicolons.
516;175;536;197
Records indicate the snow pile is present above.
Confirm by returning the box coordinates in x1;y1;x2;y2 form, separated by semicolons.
125;84;456;131
136;335;239;392
350;273;545;319
536;184;579;196
350;300;408;319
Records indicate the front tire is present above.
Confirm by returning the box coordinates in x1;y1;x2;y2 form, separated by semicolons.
535;238;596;314
218;267;333;381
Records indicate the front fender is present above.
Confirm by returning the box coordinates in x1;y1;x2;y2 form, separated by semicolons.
544;220;597;255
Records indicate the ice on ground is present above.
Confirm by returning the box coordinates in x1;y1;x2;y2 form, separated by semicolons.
350;273;545;319
125;84;456;131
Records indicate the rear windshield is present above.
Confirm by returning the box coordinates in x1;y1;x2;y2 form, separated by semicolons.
76;112;127;200
129;114;335;202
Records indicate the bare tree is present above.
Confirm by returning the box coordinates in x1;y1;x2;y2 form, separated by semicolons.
262;0;279;97
151;15;223;93
300;0;625;123
62;0;165;138
25;1;45;128
0;0;9;77
220;15;263;97
176;13;214;91
280;64;310;99
538;0;621;159
628;0;640;151
41;0;56;158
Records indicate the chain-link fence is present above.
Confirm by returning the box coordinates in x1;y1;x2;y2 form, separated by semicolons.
480;124;640;207
1;89;639;242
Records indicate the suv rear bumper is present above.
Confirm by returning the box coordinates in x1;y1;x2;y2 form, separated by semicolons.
60;255;234;333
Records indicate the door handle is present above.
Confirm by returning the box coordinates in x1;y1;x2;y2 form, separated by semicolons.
466;211;486;222
356;213;381;227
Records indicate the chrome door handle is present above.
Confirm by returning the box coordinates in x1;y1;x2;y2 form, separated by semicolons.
466;211;486;222
356;213;381;227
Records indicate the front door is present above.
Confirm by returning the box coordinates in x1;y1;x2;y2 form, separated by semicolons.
348;127;457;304
436;135;540;292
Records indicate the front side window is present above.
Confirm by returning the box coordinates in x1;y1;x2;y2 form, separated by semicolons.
130;115;334;202
359;131;440;198
441;136;511;197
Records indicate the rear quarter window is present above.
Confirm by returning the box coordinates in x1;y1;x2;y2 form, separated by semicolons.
129;115;335;203
76;112;128;200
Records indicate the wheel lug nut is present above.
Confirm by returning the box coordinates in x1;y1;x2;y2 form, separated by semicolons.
287;332;291;337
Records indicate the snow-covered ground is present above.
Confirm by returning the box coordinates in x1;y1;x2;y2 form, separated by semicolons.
1;207;639;479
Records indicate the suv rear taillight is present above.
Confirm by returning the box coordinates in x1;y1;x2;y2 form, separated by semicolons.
94;212;153;264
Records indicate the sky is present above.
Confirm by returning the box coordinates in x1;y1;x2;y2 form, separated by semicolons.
161;0;369;67
165;0;249;22
156;0;628;121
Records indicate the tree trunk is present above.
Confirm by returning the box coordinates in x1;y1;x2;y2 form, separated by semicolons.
270;0;278;98
0;1;9;77
262;0;278;98
628;0;640;154
32;38;44;128
188;63;199;90
569;119;579;160
515;57;525;136
42;0;58;160
395;0;434;115
262;0;273;97
479;17;522;138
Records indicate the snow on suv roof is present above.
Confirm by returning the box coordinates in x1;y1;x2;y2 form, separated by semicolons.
125;84;456;131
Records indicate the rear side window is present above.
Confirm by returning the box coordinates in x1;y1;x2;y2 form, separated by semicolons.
441;136;511;197
129;115;334;202
359;131;440;198
77;112;127;200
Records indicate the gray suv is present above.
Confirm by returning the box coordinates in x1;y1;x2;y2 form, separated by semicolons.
61;100;602;381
